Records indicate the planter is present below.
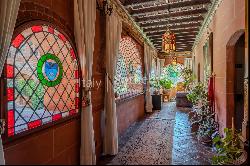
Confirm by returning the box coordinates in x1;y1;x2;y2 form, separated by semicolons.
198;135;212;146
153;90;160;95
163;89;170;94
152;94;162;110
176;92;193;107
231;150;248;165
191;123;199;133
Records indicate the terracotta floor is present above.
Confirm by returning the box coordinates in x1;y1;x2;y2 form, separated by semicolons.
98;102;214;165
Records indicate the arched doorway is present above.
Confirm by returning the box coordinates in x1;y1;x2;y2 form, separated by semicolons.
226;30;245;131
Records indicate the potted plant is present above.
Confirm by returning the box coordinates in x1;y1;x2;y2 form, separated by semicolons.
160;78;173;94
187;81;219;144
150;76;161;95
150;76;162;110
181;67;195;92
212;128;247;165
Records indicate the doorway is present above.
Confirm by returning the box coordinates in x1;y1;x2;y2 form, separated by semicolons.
226;30;245;131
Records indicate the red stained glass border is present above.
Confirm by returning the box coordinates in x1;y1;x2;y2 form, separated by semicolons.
75;97;79;109
58;33;67;43
48;27;55;34
28;120;42;130
69;109;76;116
75;83;79;93
7;88;14;101
31;25;43;33
6;64;14;78
8;110;15;136
75;70;79;79
52;114;62;121
70;49;76;60
12;34;24;48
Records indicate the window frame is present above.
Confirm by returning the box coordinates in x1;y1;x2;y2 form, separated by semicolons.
114;34;144;100
0;21;83;144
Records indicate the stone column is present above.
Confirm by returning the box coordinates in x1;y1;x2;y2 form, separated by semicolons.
159;59;165;76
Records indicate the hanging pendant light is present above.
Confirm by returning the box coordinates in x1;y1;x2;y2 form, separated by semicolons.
96;0;113;16
162;0;176;55
162;28;176;54
172;54;177;65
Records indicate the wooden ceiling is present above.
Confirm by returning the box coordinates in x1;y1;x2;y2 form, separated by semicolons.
119;0;212;52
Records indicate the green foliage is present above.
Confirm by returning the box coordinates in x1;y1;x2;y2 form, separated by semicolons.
187;81;218;138
186;82;207;105
212;128;244;165
161;63;184;86
159;78;173;89
181;67;195;91
150;76;161;90
16;79;45;109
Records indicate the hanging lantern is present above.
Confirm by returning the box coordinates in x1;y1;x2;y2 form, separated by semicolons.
96;0;113;16
172;55;177;65
162;28;176;54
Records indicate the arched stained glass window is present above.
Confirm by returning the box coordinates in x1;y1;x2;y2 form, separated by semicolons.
114;36;143;97
5;24;80;137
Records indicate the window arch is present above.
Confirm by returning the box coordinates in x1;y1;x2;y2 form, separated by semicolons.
114;36;143;98
5;23;80;137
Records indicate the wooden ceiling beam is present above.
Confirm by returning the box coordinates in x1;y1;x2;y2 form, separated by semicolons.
135;8;207;22
148;33;197;38
143;22;201;32
131;0;211;16
150;37;196;42
140;15;203;28
146;28;199;36
123;0;156;6
153;40;195;44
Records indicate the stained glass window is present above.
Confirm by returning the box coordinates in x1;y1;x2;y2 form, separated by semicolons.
114;36;143;97
5;25;80;137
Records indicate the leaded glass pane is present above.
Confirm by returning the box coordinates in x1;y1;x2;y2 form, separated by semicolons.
6;25;80;136
114;36;143;97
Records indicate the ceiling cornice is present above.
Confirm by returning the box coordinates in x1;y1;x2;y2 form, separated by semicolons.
111;0;157;52
192;0;223;51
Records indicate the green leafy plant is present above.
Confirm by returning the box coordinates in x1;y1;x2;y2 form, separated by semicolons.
187;81;218;139
159;78;173;90
186;82;206;105
150;76;161;94
181;67;195;91
212;128;244;165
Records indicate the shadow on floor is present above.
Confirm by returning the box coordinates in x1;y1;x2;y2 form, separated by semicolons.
98;102;215;165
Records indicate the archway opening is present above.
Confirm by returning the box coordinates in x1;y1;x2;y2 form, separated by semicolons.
234;34;245;131
226;30;245;131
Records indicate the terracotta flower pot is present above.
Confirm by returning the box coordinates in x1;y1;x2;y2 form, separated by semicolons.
163;89;170;94
198;135;212;146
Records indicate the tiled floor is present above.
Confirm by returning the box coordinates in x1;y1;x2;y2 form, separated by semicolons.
172;107;214;165
98;102;214;165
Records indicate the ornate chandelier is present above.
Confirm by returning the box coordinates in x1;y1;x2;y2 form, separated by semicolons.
162;28;176;54
96;0;113;16
162;0;176;55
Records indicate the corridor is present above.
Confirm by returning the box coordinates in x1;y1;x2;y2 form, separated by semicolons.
100;102;214;165
0;0;248;165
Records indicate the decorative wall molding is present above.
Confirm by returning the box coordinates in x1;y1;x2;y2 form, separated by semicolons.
111;0;157;52
192;0;223;51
